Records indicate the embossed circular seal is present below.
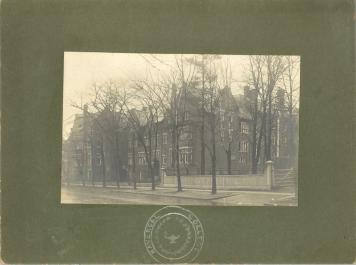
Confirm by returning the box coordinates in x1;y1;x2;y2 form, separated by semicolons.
144;206;204;263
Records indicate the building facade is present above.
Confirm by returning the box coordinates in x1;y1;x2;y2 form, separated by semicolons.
62;86;298;184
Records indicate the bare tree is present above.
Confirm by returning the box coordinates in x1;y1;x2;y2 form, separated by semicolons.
217;58;239;175
124;74;166;191
135;55;197;192
128;132;137;189
71;80;130;188
281;56;300;164
185;55;209;175
245;56;270;173
245;55;289;172
165;55;197;191
264;56;286;161
201;56;222;194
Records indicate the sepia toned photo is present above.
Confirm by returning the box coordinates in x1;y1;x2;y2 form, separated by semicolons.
61;52;300;206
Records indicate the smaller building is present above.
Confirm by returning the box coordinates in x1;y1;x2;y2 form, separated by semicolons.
62;108;129;185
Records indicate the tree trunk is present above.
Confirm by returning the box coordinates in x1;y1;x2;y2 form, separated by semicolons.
115;133;122;188
132;136;137;190
288;113;295;166
266;93;273;161
81;144;87;187
227;148;232;175
251;119;258;174
211;154;217;194
114;133;121;188
80;165;86;187
263;124;268;163
211;126;217;194
90;137;95;186
251;96;260;174
150;162;155;191
258;108;266;166
146;150;155;191
288;70;295;166
200;59;206;175
171;130;176;169
100;137;106;187
82;110;88;186
200;122;205;174
175;128;182;192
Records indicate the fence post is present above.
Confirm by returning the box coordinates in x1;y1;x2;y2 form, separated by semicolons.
161;168;165;186
265;161;274;190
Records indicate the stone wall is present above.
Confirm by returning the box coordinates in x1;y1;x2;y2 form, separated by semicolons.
161;161;274;191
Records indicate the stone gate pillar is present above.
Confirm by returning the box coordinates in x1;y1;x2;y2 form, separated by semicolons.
265;161;274;190
161;168;166;186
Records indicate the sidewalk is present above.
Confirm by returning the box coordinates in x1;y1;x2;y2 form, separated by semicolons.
65;184;235;201
63;183;297;206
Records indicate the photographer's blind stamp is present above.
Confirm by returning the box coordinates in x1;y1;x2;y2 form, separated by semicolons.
144;206;204;263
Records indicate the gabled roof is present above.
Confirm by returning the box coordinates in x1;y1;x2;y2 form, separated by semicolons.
128;108;165;127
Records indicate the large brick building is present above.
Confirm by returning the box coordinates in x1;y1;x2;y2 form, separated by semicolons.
126;85;295;183
62;86;298;184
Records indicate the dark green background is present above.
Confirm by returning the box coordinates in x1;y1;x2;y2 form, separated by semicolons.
1;0;355;263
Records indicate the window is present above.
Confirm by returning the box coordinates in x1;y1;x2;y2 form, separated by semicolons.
179;146;193;165
239;141;249;152
163;133;168;144
240;121;249;134
143;136;148;145
138;152;146;165
162;155;167;166
271;135;276;146
239;155;247;164
152;150;160;161
168;147;192;165
182;126;192;140
155;134;160;147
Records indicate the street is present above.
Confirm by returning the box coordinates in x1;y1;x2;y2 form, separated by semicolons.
61;185;297;206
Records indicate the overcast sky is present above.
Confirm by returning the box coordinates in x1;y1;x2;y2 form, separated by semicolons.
62;52;300;139
63;52;252;138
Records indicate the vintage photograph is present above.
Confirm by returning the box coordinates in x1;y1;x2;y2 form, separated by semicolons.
61;52;300;206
